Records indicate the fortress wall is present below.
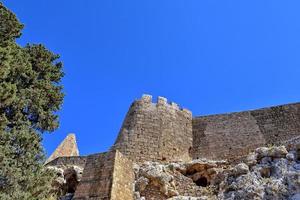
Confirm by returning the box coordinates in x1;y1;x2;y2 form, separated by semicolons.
111;151;134;200
45;156;87;169
192;111;265;160
112;94;193;163
250;103;300;145
74;152;115;199
192;103;300;160
74;150;134;200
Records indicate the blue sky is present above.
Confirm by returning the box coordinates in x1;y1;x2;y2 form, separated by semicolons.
3;0;300;156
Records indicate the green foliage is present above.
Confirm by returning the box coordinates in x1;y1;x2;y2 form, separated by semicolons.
0;2;64;199
0;2;23;45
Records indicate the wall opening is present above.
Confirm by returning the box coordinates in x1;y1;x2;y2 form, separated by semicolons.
64;168;79;194
195;177;208;187
67;187;76;193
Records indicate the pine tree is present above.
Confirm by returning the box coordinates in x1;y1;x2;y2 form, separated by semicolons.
0;3;64;199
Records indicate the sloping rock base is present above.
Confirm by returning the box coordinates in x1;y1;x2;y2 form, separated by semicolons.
134;145;300;200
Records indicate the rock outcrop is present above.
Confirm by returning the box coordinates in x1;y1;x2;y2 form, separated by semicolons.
47;165;83;199
133;145;300;200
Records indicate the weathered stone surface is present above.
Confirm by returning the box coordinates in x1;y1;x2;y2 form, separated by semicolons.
167;197;209;200
133;146;300;200
193;103;300;161
46;133;79;164
72;150;134;200
47;165;83;198
112;95;193;163
233;163;249;176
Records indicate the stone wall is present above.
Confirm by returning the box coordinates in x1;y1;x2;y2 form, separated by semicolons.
111;95;299;162
192;103;300;160
251;103;300;145
74;152;115;200
192;111;265;160
112;94;193;163
73;150;134;200
111;151;134;200
45;156;87;169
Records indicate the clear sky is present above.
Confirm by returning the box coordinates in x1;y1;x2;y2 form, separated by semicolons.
3;0;300;156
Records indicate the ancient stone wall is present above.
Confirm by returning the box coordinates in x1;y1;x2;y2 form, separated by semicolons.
73;150;134;200
111;151;134;200
74;152;115;200
192;103;300;160
250;103;300;145
45;156;87;169
111;94;193;163
192;111;265;160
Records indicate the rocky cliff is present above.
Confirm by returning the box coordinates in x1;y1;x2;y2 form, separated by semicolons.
132;144;300;200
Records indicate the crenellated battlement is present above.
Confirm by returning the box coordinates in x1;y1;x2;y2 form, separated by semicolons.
139;94;192;117
112;94;193;163
140;94;152;103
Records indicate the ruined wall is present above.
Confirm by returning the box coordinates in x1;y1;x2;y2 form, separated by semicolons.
192;103;300;160
46;133;79;164
73;150;134;200
74;152;115;200
111;151;134;200
45;156;87;169
111;94;193;163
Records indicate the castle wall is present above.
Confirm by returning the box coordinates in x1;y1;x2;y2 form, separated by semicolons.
74;152;115;200
192;111;265;160
110;151;134;200
48;96;300;200
192;103;300;160
45;156;87;169
250;103;300;145
111;95;193;163
73;150;134;200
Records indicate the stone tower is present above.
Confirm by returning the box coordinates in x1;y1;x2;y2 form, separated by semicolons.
111;94;193;163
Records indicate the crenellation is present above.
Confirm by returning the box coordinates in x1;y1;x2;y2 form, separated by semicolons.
171;102;180;110
141;94;152;103
181;108;193;118
157;96;168;106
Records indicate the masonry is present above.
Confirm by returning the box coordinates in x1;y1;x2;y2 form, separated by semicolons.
73;150;134;200
192;102;300;160
111;95;193;163
46;94;300;199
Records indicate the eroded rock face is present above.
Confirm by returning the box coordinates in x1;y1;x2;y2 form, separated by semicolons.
47;165;83;199
134;145;300;200
134;159;227;200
